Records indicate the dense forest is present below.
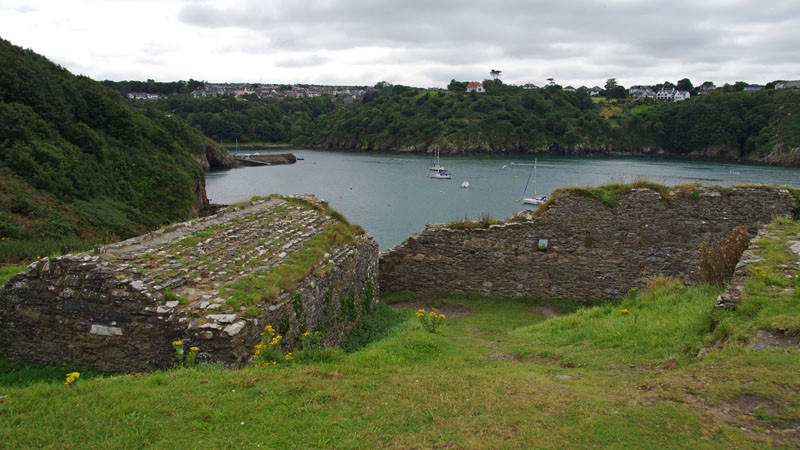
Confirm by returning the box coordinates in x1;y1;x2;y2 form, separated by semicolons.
0;38;221;263
144;80;800;165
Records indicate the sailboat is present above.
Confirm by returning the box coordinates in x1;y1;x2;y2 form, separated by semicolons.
428;146;452;179
521;158;547;205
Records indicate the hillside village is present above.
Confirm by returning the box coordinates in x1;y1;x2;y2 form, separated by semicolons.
127;78;800;104
129;83;375;102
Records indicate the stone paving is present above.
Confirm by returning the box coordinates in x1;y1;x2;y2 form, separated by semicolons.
96;196;337;314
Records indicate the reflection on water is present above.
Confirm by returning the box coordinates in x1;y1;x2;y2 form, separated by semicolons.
207;150;800;250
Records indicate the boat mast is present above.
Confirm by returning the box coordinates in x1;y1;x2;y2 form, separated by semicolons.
521;163;534;200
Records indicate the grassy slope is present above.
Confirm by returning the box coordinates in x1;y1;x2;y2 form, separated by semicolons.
1;219;798;449
0;38;216;263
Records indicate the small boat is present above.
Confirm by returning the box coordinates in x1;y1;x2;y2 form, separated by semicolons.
461;180;469;188
428;146;451;179
521;158;547;205
430;168;452;179
523;195;547;205
296;157;304;160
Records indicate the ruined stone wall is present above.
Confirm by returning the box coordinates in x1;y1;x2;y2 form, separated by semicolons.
0;197;379;373
380;187;797;301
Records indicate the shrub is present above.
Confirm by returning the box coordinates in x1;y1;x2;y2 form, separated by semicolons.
341;303;408;352
696;225;750;286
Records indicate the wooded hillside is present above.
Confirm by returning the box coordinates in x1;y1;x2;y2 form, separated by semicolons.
153;81;800;165
0;38;218;262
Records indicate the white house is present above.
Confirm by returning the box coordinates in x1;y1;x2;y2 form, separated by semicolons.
673;90;690;101
127;92;160;100
656;87;690;102
465;82;485;93
776;80;800;89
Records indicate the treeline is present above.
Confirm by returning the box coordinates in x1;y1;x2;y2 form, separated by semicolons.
102;79;205;96
154;81;614;152
148;80;800;164
160;94;339;143
0;38;216;262
618;89;800;163
306;82;612;152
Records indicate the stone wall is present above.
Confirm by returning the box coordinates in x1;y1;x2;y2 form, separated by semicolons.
380;187;797;301
0;197;378;373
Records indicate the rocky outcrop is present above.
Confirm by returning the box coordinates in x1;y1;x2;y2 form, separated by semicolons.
0;196;378;373
204;140;236;169
380;186;797;302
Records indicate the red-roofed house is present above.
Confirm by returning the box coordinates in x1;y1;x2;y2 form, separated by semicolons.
465;82;485;93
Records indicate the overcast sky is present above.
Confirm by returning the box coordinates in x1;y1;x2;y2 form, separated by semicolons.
1;0;799;89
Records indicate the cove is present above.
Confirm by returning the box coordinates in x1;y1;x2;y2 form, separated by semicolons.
206;150;800;250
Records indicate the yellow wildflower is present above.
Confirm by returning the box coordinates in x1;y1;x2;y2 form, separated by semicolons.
416;309;425;318
619;308;630;315
64;371;80;386
189;346;199;353
303;331;310;337
438;314;446;320
172;340;183;347
284;352;293;361
263;325;276;336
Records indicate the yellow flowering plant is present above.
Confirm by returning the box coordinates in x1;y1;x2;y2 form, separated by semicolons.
416;307;446;333
300;330;323;352
172;340;200;368
254;324;290;366
64;371;80;386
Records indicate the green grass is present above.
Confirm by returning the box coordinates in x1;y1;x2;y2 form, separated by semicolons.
446;213;503;230
2;217;799;448
0;264;26;285
556;180;675;207
709;217;800;344
222;222;358;309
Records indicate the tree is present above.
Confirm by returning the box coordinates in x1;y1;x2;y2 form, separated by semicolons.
653;81;675;92
447;79;467;92
603;78;626;99
490;69;502;80
677;78;694;92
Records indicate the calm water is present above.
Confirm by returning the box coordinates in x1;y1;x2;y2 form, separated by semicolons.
206;150;799;250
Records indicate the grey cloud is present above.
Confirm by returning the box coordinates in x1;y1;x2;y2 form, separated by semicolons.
174;0;799;86
274;54;331;68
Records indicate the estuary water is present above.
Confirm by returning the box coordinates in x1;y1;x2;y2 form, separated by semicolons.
206;150;799;250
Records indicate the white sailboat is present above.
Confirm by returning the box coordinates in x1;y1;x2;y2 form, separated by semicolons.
428;146;452;179
521;158;547;205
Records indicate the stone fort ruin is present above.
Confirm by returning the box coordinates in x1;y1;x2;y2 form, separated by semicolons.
0;185;797;373
0;196;378;373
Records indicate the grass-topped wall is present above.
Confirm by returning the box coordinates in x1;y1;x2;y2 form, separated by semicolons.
381;184;797;301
